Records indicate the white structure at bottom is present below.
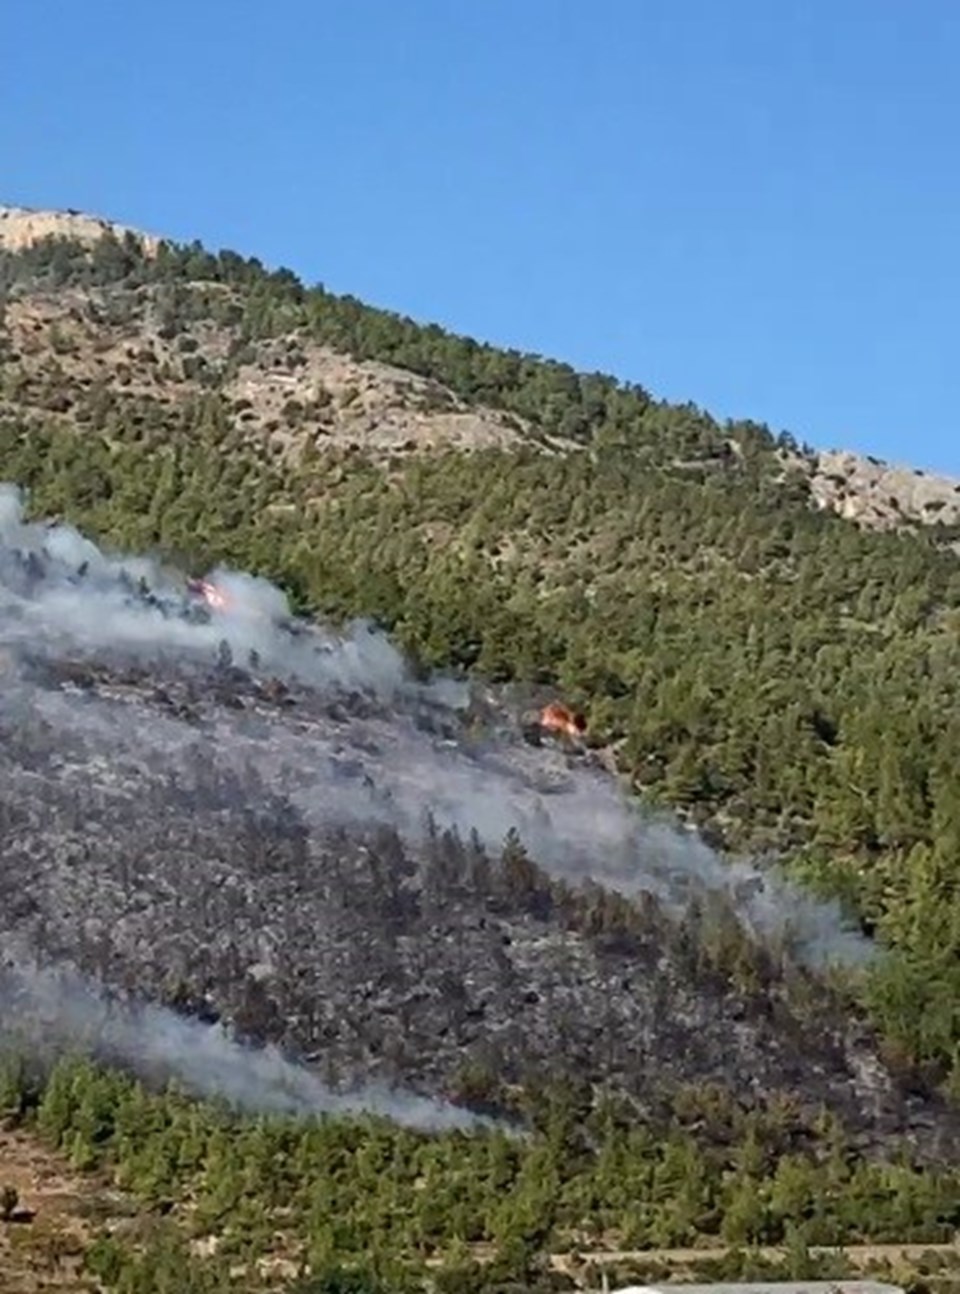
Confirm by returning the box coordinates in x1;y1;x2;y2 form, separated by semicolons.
609;1284;904;1294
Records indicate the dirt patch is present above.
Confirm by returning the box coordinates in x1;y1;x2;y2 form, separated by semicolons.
0;1128;119;1292
0;287;547;465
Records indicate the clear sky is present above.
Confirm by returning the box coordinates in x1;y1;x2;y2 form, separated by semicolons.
3;1;959;473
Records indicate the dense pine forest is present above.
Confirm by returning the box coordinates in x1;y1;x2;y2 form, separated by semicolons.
0;227;959;1290
1;1053;959;1292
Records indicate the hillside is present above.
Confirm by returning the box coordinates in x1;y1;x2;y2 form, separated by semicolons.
1;207;960;1290
0;541;947;1156
0;495;958;1294
1;209;959;1066
0;277;544;461
4;206;960;529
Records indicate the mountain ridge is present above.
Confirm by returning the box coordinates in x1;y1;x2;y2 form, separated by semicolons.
0;204;162;257
3;202;958;532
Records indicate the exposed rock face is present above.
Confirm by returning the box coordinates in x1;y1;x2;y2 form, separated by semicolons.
807;448;960;530
0;284;537;462
0;204;162;257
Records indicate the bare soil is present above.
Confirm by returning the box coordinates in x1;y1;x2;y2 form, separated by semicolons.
0;1128;107;1292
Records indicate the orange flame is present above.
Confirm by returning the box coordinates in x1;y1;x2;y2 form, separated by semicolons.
200;581;231;612
540;702;586;740
188;578;232;612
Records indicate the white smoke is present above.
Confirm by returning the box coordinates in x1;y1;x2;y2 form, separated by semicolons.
0;951;500;1135
0;483;467;708
0;481;878;1127
0;480;875;969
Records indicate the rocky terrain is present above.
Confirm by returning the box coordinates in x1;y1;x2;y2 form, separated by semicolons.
0;206;557;464
805;448;960;531
0;283;543;461
2;204;958;528
0;205;161;257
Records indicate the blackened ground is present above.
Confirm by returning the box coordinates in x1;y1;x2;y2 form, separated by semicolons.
0;649;957;1164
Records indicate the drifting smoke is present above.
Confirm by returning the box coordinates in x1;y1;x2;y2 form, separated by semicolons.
0;483;878;1128
0;950;497;1134
0;481;874;967
0;483;467;708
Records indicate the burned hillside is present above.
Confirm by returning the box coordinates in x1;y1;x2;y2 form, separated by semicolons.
3;223;960;1113
0;484;956;1164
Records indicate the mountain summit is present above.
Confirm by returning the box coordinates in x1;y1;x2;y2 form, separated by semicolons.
2;203;958;533
0;203;162;257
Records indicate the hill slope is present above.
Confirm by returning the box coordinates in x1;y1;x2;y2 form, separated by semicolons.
4;205;960;527
0;209;959;1098
3;205;960;1291
1;480;960;1294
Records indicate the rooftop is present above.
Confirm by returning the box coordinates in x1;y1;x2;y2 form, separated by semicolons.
610;1284;905;1294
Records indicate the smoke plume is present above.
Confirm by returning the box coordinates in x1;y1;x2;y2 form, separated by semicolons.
0;483;467;708
0;950;497;1134
0;483;878;1128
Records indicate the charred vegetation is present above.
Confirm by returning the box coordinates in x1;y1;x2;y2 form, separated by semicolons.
0;223;959;1289
0;638;956;1163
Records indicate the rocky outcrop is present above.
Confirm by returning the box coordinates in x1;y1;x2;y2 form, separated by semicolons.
808;449;960;531
0;204;161;256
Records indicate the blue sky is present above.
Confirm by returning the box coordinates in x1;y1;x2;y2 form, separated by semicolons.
3;0;959;473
